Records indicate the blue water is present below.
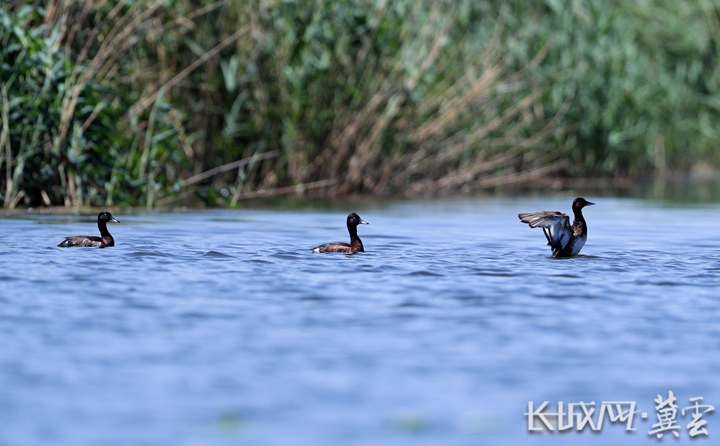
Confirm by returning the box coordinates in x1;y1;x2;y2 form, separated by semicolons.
0;197;718;445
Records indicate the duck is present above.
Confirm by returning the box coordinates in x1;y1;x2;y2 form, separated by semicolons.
311;212;368;253
58;211;119;248
518;197;595;258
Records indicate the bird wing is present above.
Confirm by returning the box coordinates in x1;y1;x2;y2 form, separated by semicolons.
518;211;572;252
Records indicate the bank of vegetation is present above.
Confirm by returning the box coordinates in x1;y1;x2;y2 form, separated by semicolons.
2;0;720;208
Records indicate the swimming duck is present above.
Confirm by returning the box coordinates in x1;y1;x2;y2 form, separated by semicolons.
518;197;595;258
58;211;119;248
311;212;368;253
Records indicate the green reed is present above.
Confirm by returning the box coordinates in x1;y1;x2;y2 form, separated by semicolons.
2;0;720;208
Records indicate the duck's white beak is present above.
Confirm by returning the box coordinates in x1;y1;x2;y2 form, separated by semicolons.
360;219;369;225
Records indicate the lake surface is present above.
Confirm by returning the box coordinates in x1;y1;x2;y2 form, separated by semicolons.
0;197;718;446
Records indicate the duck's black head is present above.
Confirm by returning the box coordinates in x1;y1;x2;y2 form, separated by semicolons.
347;212;368;227
572;197;595;211
98;211;119;224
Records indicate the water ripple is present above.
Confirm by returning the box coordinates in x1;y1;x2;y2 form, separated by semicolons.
1;200;720;446
202;250;235;259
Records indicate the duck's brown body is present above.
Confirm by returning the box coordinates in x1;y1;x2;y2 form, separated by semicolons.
312;238;364;254
58;235;114;248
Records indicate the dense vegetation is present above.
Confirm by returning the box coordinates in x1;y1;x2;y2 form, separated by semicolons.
2;0;720;208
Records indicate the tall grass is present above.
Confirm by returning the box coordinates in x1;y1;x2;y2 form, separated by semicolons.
524;0;720;177
2;0;720;208
221;0;568;197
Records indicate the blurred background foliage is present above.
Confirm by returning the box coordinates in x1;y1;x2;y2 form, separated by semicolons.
1;0;719;208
